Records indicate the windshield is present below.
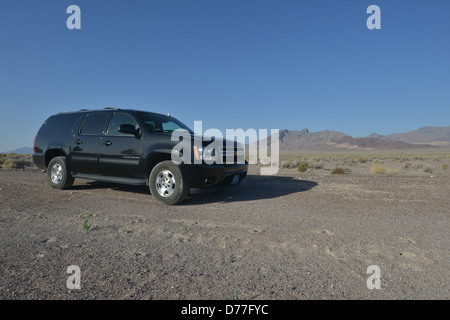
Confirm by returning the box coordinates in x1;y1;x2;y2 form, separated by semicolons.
137;112;193;134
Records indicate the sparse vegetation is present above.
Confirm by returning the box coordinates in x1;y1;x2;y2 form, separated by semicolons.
0;153;34;170
277;151;450;176
297;162;309;173
371;163;387;174
3;159;26;169
82;210;92;231
402;162;412;170
331;167;345;175
358;156;368;163
310;162;324;169
423;167;433;173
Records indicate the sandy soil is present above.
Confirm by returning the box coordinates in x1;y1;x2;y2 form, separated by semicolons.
0;163;448;300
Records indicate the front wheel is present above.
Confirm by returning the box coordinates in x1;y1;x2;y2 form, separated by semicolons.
149;161;189;205
47;156;74;190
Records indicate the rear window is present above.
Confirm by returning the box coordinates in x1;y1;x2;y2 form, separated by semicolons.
39;114;82;134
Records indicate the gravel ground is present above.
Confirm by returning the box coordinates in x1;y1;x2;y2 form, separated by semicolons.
0;165;448;300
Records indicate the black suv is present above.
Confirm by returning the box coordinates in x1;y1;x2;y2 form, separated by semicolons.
33;108;248;204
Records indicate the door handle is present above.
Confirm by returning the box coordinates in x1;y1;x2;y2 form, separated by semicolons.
75;139;82;145
104;141;112;146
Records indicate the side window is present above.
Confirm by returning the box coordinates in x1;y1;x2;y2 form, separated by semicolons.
162;121;182;132
107;113;139;136
79;113;109;136
144;120;156;132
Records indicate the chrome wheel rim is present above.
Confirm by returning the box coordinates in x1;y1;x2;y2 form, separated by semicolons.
155;170;176;197
50;163;63;184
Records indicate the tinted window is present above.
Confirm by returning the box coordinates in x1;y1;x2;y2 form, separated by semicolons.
107;113;139;136
39;114;82;134
137;112;193;133
79;113;109;135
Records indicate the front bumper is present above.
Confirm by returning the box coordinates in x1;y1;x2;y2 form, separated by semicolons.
185;162;248;188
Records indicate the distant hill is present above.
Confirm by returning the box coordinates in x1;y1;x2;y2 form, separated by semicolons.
2;147;34;154
371;126;450;145
278;129;349;149
329;136;434;150
254;127;443;151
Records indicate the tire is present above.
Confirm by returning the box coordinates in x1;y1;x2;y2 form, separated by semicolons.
149;160;189;205
47;157;74;190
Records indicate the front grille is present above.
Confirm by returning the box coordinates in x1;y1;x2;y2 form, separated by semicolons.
218;147;245;164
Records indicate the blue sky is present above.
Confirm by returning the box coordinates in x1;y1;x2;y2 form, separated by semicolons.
1;0;449;151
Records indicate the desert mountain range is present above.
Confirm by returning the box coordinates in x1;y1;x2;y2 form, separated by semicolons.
261;126;450;151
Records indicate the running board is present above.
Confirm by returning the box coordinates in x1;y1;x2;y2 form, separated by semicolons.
71;173;148;186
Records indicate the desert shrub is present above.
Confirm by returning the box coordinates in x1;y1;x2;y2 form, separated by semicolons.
281;158;302;169
358;156;368;163
371;163;387;174
297;162;309;173
3;159;26;169
311;162;324;169
280;160;289;169
413;163;424;170
402;162;412;170
331;167;345;175
423;167;433;173
442;164;448;170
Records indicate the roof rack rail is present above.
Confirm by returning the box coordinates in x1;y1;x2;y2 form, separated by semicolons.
75;107;120;112
57;107;121;114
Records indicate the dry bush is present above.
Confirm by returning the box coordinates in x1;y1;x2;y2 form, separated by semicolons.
331;167;345;174
402;162;412;170
358;156;368;163
311;162;324;169
371;163;387;174
281;158;304;169
423;167;433;173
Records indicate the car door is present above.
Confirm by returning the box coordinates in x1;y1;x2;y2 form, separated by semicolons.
70;112;110;174
98;112;145;179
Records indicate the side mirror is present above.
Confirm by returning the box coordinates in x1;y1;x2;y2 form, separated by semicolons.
118;124;138;136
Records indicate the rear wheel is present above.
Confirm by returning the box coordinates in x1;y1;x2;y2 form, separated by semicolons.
47;157;74;189
149;161;189;205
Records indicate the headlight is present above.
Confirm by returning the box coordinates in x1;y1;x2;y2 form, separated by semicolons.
194;146;216;162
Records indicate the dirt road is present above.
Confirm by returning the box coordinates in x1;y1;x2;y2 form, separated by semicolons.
0;166;448;299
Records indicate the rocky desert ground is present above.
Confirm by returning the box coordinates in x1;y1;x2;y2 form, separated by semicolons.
0;150;449;300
